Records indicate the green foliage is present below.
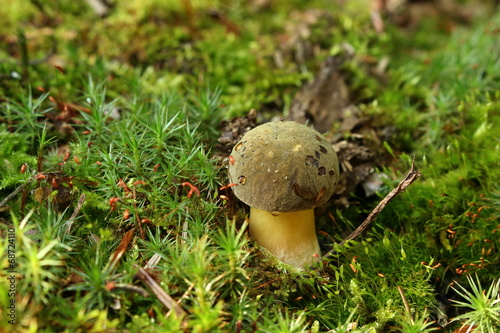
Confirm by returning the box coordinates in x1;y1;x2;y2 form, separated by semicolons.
450;274;500;333
259;309;309;333
399;310;439;333
309;233;436;330
1;0;499;332
0;126;36;189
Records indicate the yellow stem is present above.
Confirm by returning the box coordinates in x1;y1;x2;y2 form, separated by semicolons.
249;207;320;267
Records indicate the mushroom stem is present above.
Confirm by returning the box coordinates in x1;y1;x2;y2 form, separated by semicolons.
249;207;321;267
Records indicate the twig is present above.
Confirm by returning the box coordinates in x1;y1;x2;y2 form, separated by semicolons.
175;281;195;308
144;253;162;270
110;283;150;298
108;228;136;272
0;179;34;208
181;219;189;244
398;286;414;325
84;0;111;17
65;193;86;233
323;156;421;258
135;266;187;318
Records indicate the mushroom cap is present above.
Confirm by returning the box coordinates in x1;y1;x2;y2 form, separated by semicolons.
228;121;339;212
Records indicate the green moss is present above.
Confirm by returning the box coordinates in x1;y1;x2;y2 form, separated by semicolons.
1;1;499;332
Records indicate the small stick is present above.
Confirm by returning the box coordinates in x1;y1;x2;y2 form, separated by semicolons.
398;286;414;325
135;266;187;318
0;179;33;208
144;253;162;270
110;283;150;298
65;193;86;233
324;156;421;258
181;220;189;244
108;228;136;272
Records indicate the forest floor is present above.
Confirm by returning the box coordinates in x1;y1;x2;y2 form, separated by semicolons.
0;1;499;332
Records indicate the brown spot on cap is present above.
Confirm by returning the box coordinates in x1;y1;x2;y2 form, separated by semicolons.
315;187;327;203
305;155;320;168
292;183;317;200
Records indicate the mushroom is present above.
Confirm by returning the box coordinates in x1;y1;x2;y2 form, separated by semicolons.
228;121;339;267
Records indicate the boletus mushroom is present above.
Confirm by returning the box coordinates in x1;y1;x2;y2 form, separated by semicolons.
228;121;339;267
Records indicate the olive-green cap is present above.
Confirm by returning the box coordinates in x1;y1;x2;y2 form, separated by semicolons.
228;121;339;212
